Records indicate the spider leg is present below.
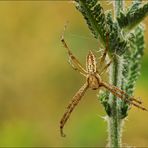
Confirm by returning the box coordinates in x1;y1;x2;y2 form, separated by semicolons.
99;32;109;65
129;101;148;111
99;60;112;76
101;81;148;111
61;24;87;75
110;84;142;104
68;59;87;77
101;81;142;104
60;82;88;137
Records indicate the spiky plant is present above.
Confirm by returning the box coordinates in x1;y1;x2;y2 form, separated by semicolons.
74;0;148;147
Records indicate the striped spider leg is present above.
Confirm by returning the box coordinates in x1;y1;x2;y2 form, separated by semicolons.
60;34;147;137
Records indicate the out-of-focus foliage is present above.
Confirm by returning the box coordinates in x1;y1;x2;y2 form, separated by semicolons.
0;1;147;147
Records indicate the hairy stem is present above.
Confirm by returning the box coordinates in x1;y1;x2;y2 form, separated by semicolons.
107;1;124;147
114;0;124;16
108;56;123;147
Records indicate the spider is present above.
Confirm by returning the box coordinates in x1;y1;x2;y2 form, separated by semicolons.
60;28;147;137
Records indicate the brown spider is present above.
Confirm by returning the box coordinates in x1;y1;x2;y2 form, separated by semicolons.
60;29;147;137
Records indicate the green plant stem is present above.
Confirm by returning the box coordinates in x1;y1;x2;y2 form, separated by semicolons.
107;1;124;147
108;56;123;147
114;0;124;16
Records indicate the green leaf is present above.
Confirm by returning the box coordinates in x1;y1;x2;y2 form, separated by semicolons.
75;0;107;43
117;2;148;31
125;25;144;95
106;12;129;55
120;25;144;117
98;91;112;117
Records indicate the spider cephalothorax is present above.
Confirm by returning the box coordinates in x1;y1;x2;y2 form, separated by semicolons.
60;30;147;137
86;51;102;90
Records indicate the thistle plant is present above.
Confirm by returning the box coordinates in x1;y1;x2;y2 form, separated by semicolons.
75;0;148;147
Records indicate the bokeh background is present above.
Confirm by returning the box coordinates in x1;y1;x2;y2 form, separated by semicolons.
0;1;147;147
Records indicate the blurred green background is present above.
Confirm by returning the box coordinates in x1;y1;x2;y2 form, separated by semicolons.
0;1;147;147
